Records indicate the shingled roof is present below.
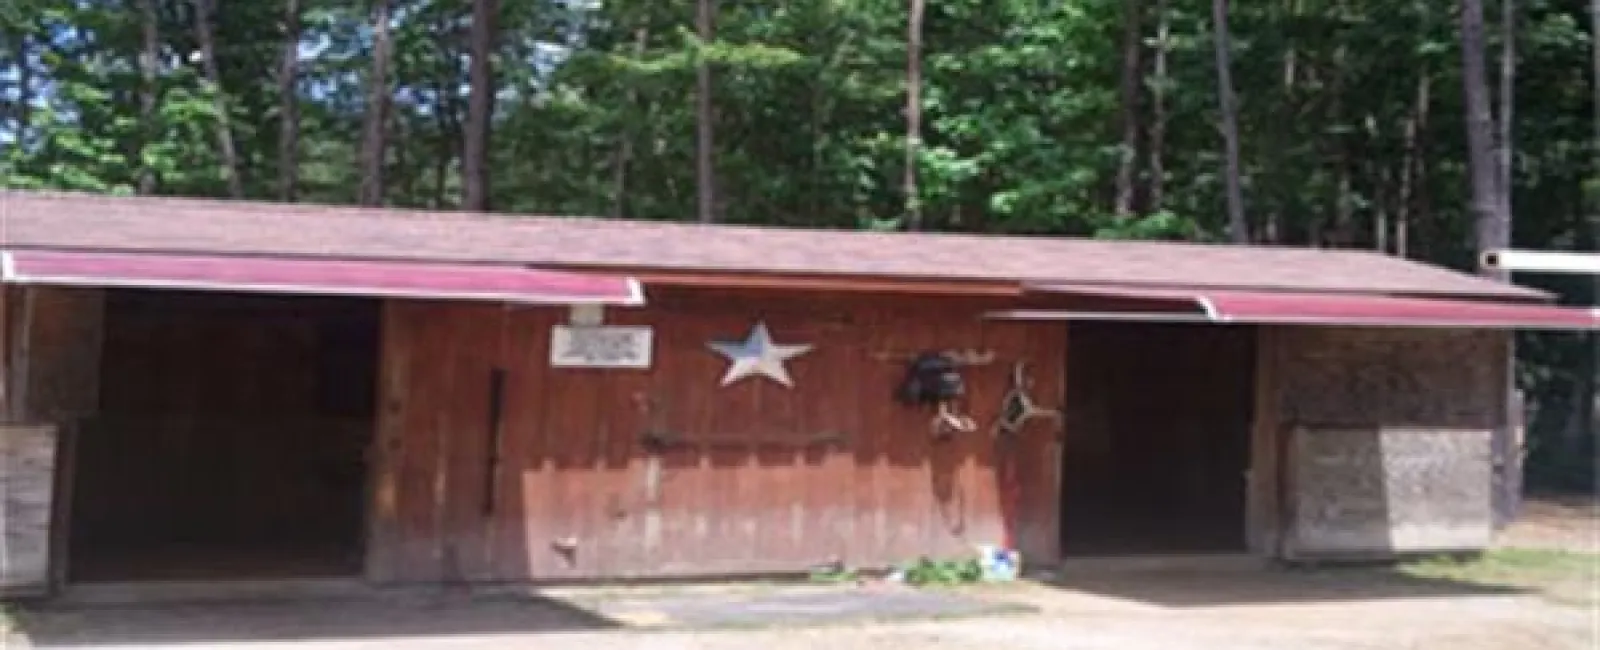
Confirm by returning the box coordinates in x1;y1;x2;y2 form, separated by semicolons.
0;191;1545;300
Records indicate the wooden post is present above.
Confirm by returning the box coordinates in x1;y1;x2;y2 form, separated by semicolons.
1246;326;1283;558
0;287;106;595
9;288;37;423
0;287;10;422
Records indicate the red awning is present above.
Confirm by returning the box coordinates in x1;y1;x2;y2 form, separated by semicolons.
1;249;643;305
1002;284;1600;330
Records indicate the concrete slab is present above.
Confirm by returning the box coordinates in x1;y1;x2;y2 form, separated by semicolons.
586;585;1030;628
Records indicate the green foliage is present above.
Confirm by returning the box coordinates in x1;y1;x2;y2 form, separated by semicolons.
1091;210;1204;241
898;557;985;587
1401;548;1600;608
807;565;861;584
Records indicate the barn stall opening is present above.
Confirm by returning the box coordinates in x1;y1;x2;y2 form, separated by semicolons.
70;290;380;582
1060;322;1257;556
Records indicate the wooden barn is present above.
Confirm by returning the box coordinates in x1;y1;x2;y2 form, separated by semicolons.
0;191;1595;595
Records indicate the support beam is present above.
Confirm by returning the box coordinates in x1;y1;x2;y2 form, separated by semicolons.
1480;249;1600;275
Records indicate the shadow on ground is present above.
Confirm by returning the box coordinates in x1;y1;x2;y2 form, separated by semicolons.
13;592;618;647
12;584;1026;646
1036;564;1527;608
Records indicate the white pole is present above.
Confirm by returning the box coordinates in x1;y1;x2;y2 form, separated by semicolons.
1481;249;1600;275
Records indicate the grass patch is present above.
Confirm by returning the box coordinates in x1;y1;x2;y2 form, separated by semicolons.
1400;549;1599;607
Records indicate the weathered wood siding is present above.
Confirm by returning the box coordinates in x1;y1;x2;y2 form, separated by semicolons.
369;290;1065;582
0;424;57;595
0;287;105;594
1250;327;1507;559
7;288;106;423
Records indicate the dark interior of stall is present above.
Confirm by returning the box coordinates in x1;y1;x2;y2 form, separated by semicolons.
1060;322;1257;556
70;290;379;582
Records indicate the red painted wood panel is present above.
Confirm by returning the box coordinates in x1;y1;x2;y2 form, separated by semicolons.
368;290;1067;582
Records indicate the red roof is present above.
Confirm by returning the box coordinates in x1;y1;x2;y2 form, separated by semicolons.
0;191;1550;301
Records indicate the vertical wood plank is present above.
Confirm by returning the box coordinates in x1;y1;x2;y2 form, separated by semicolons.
403;303;451;581
0;287;10;421
441;305;500;581
497;307;556;580
1247;326;1283;557
1009;320;1066;562
367;300;408;582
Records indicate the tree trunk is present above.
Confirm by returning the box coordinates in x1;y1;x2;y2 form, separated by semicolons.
1397;72;1430;259
1114;0;1144;217
1464;0;1517;531
1585;0;1599;444
277;0;301;201
1265;0;1296;245
1329;44;1353;247
463;0;497;212
359;0;393;207
1460;0;1507;278
694;0;717;223
430;12;458;209
13;35;29;141
612;26;649;219
137;0;159;194
1211;0;1248;242
1148;0;1169;213
1496;0;1515;226
6;23;27;139
393;101;413;203
192;0;244;198
904;0;926;230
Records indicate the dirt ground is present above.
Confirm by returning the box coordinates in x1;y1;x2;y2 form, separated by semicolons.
11;576;1592;650
9;495;1597;650
1495;493;1600;551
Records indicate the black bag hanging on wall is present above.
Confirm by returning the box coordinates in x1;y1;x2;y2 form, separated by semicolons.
898;351;966;405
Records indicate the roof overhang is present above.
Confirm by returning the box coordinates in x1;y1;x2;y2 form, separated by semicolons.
995;283;1600;331
0;248;645;306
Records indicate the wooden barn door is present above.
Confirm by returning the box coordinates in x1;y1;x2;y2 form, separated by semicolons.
369;301;630;583
368;296;1069;583
368;301;509;583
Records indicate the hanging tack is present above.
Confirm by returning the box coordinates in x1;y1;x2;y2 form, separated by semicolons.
994;361;1060;437
932;400;978;438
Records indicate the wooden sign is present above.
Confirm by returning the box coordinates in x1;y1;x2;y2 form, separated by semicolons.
550;326;653;368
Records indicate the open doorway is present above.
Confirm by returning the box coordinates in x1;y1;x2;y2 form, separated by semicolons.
1060;322;1256;556
69;290;380;582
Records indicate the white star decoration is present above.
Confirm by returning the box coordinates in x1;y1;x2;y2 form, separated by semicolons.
707;322;813;388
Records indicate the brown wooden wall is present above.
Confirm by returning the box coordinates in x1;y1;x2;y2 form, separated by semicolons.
5;287;105;425
368;289;1066;582
2;287;104;592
